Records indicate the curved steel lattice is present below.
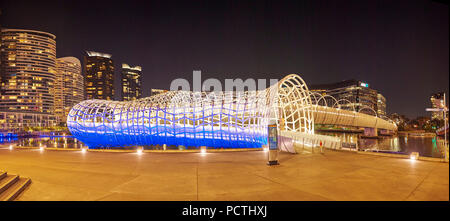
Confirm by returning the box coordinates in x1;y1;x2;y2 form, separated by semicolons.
67;74;397;149
276;74;314;134
67;74;314;148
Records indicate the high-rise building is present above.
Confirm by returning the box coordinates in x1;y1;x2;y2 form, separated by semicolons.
0;29;58;129
84;51;114;100
309;80;380;116
377;93;386;117
55;57;83;123
121;63;142;101
430;92;445;120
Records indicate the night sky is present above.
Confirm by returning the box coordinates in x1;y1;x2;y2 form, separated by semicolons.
0;0;448;118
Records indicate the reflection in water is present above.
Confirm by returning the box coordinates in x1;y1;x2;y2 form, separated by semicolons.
1;136;201;150
1;136;87;149
317;132;445;158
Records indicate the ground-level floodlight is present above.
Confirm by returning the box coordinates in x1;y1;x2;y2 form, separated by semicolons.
200;146;207;156
410;152;419;160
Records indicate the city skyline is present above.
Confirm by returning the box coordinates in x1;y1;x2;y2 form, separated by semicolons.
0;0;448;205
0;0;448;118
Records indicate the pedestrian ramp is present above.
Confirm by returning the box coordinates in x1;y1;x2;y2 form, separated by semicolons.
278;130;342;154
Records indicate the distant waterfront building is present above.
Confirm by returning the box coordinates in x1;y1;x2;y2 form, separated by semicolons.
0;29;58;129
150;88;168;96
430;92;445;120
121;63;142;101
309;80;379;116
55;57;83;123
84;51;114;100
412;116;431;129
377;93;387;117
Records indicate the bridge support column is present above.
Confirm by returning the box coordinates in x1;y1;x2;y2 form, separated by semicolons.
363;127;378;137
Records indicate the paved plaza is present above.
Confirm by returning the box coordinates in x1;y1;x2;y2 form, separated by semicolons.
0;147;448;201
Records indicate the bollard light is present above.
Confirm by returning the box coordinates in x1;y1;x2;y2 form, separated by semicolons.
137;147;143;155
410;152;419;160
200;147;206;155
9;144;13;150
40;146;45;151
81;148;87;153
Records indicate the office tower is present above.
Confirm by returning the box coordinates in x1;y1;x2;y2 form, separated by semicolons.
121;63;142;101
84;51;114;100
55;57;83;122
309;80;380;116
377;93;387;118
0;29;57;129
430;92;445;120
